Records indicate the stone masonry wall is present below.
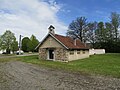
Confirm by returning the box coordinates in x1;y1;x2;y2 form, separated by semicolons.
39;48;47;60
55;48;68;61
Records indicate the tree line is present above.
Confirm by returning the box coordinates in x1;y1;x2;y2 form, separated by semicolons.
0;30;39;54
67;12;120;53
22;35;39;52
0;12;119;53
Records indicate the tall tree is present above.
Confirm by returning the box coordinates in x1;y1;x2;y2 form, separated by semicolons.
30;35;39;52
0;30;17;54
94;22;106;48
11;41;18;53
110;12;120;42
86;22;97;48
22;37;34;52
95;22;105;42
27;40;33;52
67;17;88;43
105;22;114;41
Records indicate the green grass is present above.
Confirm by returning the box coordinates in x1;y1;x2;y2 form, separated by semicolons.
20;53;120;78
0;53;120;77
0;57;20;63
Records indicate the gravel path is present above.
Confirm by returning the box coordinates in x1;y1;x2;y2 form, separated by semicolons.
0;61;120;90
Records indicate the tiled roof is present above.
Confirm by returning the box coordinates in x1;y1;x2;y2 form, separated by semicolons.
53;34;89;49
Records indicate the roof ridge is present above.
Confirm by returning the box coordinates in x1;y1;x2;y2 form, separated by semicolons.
55;34;73;39
55;34;67;37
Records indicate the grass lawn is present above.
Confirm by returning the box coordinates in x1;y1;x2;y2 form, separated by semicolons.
20;53;120;78
0;57;20;63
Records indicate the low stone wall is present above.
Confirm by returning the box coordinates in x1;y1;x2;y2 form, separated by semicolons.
39;48;47;60
55;48;68;61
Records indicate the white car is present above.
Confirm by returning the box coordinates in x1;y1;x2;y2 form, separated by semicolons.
16;50;24;55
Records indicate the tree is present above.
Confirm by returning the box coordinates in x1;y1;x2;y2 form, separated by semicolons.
22;37;34;52
67;17;88;43
86;22;97;48
0;30;17;54
11;41;18;53
27;40;33;52
105;22;114;41
110;12;120;42
96;22;105;42
30;35;39;52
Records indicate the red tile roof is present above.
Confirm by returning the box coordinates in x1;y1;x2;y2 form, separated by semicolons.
53;34;89;49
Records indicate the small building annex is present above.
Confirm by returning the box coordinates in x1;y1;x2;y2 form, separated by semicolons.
37;25;89;62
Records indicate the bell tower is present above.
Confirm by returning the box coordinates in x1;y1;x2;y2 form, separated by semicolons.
48;25;55;34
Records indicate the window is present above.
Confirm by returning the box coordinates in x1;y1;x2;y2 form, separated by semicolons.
77;50;81;54
69;50;74;55
82;50;86;54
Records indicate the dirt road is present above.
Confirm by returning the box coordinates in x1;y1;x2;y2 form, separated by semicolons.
0;61;120;90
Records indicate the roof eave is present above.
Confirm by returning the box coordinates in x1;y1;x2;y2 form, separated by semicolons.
35;33;69;50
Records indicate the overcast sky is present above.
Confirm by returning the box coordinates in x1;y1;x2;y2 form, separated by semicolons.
0;0;120;41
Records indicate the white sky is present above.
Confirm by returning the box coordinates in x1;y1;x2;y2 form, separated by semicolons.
0;0;67;41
